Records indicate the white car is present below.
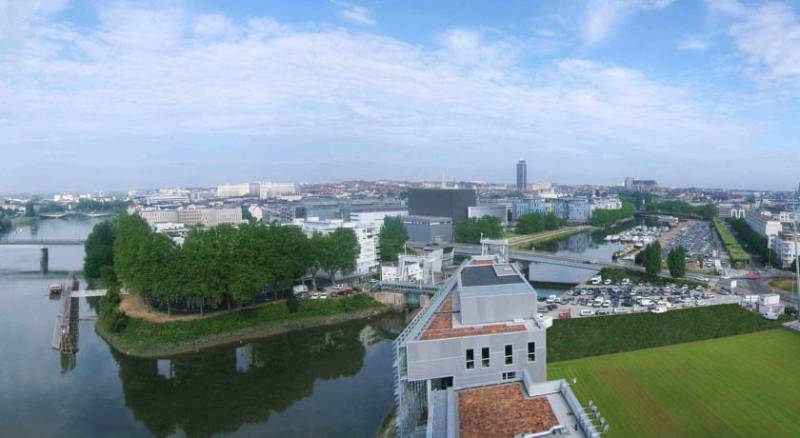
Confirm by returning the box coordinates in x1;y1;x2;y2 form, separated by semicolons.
580;309;595;317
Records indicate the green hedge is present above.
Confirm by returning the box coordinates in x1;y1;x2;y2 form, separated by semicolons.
547;304;786;362
712;218;750;267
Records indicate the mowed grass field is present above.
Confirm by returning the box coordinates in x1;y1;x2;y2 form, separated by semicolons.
549;329;800;437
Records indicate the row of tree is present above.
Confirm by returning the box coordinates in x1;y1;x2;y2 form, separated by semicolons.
0;211;11;234
455;216;504;244
644;200;718;220
590;202;637;227
515;212;565;234
726;217;782;268
87;213;360;312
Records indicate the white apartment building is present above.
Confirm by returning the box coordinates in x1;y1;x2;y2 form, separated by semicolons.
772;232;800;267
293;218;380;277
350;209;408;229
139;206;242;228
258;182;297;199
745;210;783;247
216;183;259;198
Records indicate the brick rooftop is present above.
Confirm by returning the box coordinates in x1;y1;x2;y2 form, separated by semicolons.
418;296;525;341
458;383;559;438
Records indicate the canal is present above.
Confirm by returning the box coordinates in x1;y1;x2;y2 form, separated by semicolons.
0;218;404;437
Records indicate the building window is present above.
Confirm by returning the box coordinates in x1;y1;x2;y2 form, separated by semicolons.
527;342;536;362
502;372;516;380
465;349;474;369
504;344;513;365
481;347;490;368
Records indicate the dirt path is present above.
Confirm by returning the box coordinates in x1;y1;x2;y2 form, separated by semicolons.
119;294;207;323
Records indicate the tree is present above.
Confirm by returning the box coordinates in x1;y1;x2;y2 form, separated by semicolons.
516;213;546;234
320;228;360;285
636;241;662;276
0;212;11;234
84;220;116;281
378;216;408;262
24;201;35;217
307;232;328;291
455;216;504;244
242;206;254;222
667;245;686;278
113;213;153;287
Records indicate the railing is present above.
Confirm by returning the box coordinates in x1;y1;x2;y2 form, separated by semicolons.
560;381;601;437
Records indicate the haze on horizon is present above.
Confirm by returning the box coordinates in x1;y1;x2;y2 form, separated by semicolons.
2;0;799;193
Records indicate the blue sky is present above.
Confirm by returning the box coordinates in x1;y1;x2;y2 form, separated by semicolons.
1;0;799;193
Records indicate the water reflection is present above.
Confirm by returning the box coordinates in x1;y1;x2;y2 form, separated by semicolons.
110;312;406;437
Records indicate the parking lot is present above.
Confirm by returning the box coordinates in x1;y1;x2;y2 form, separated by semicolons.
660;220;725;274
538;281;740;319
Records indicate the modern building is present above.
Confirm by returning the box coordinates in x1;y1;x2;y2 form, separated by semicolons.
408;188;477;224
139;206;243;228
257;182;297;199
745;210;783;246
393;253;600;437
467;204;509;224
771;232;800;267
216;183;259;198
293;218;379;277
511;197;551;220
350;208;409;229
516;159;527;192
403;215;454;244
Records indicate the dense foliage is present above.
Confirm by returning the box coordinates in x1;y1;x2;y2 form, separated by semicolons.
667;245;687;278
75;199;130;212
619;191;652;209
86;213;360;311
455;215;504;243
635;241;662;275
24;201;35;217
590;201;637;227
712;218;751;268
645;200;718;219
547;304;787;362
38;202;66;214
83;220;116;283
0;212;10;234
378;216;408;262
726;217;781;268
515;212;565;234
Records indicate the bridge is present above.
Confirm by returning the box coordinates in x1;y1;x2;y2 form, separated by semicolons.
451;243;645;272
0;239;86;246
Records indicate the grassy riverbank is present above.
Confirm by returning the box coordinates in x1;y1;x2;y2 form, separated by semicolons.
97;294;388;357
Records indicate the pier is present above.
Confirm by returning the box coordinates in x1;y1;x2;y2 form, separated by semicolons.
51;277;80;354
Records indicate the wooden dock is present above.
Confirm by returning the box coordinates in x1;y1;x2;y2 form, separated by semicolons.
51;288;79;353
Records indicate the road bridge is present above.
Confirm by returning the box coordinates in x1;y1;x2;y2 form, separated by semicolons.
0;239;87;272
451;243;645;272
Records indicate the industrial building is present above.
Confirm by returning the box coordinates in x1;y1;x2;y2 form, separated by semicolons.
403;215;453;244
408;188;476;224
393;252;601;437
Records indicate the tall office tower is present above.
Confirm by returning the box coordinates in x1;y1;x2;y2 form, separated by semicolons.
516;159;527;191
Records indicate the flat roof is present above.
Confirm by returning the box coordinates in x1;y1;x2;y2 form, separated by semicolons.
418;297;525;341
460;265;525;287
458;383;559;438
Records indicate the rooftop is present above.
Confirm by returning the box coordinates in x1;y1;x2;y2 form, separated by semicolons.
458;383;559;438
418;297;526;341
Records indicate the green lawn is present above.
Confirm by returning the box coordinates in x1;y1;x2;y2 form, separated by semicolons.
549;329;800;437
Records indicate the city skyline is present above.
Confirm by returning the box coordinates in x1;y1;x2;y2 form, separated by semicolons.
3;0;800;192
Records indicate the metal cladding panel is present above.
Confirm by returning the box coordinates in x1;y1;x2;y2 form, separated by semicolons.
460;293;537;325
405;330;547;388
408;189;477;224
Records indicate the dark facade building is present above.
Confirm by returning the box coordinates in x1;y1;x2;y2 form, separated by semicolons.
516;159;527;191
408;188;477;224
403;215;453;243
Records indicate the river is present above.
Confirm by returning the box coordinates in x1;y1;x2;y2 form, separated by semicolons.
0;218;404;437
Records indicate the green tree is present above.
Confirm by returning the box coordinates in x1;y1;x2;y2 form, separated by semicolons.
636;241;663;276
0;212;11;234
113;213;153;287
84;220;116;282
667;245;687;278
242;206;254;222
516;213;546;234
24;201;35;217
320;228;360;285
378;216;408;262
455;216;504;244
307;232;329;291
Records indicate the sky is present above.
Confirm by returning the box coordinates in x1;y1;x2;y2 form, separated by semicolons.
1;0;800;193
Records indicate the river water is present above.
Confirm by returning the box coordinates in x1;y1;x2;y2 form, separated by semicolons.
0;218;405;437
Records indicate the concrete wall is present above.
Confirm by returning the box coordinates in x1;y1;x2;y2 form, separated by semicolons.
406;329;547;389
372;292;406;309
459;293;537;325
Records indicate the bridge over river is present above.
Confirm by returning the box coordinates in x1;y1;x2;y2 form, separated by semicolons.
0;238;87;272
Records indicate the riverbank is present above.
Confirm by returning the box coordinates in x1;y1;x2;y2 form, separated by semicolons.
511;226;593;248
97;294;391;357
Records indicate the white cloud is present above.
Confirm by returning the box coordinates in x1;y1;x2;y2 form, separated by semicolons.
583;0;674;45
330;1;374;26
1;1;782;191
677;35;710;51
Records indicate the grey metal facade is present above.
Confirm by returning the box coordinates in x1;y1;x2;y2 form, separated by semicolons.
408;188;476;224
404;215;453;243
